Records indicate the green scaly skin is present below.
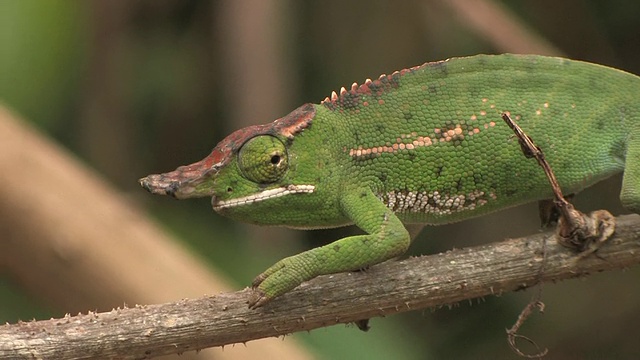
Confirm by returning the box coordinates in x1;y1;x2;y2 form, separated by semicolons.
140;54;640;308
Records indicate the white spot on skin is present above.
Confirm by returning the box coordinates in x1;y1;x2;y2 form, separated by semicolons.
348;118;497;159
380;189;493;215
213;185;315;210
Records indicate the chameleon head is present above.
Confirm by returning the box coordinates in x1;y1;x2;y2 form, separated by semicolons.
139;104;319;225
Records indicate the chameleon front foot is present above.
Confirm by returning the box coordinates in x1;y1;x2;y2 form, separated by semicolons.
246;190;410;309
247;255;315;309
247;288;269;309
247;271;280;309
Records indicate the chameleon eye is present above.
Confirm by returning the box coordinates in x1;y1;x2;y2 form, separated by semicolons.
238;135;289;183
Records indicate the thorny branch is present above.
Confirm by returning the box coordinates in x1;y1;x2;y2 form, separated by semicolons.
2;214;640;359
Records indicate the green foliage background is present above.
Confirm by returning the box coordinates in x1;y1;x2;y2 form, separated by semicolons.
2;1;640;358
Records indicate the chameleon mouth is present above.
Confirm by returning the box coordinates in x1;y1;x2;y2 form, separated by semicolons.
213;184;315;210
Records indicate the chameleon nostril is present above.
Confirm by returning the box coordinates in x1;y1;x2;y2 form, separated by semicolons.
166;182;180;197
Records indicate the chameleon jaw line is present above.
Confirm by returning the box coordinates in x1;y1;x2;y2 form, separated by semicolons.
213;184;316;210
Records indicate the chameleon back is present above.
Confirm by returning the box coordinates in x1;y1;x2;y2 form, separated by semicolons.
317;54;637;224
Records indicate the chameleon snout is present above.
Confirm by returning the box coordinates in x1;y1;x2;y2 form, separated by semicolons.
139;161;217;199
139;174;181;197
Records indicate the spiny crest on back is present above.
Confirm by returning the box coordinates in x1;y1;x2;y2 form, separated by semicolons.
320;60;449;111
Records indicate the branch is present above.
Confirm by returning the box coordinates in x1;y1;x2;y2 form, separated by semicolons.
432;0;564;56
3;214;640;360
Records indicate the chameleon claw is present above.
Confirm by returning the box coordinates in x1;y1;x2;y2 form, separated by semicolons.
251;273;268;288
248;259;310;308
247;289;270;309
248;272;273;308
557;209;615;257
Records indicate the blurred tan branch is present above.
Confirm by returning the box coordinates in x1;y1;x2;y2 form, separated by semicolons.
0;103;311;360
432;0;564;56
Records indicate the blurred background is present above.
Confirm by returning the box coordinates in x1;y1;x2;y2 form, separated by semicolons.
1;0;640;359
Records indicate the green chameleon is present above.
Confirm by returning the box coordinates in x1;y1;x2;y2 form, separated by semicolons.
140;54;640;308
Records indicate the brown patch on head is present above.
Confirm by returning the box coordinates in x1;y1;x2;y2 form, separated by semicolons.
201;103;315;171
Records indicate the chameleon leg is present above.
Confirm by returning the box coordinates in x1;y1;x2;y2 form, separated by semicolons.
620;129;640;213
249;188;410;308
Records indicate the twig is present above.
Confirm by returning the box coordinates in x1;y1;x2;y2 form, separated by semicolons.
2;214;640;359
501;112;616;254
506;231;549;359
501;112;617;357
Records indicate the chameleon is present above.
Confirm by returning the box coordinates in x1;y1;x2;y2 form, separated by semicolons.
140;54;640;308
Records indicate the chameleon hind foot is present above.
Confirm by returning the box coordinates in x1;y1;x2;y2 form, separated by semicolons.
501;113;615;257
556;207;616;257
